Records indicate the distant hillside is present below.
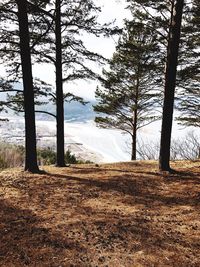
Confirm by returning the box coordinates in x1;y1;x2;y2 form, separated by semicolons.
0;81;97;122
36;101;97;122
65;101;97;122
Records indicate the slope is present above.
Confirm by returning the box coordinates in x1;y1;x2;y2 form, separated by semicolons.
0;160;200;266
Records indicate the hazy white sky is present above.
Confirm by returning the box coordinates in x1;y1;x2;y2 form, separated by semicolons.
32;0;131;100
0;1;130;100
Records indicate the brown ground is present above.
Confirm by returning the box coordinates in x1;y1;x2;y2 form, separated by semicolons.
0;160;199;267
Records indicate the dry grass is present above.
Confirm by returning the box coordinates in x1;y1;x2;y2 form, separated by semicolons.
0;160;200;267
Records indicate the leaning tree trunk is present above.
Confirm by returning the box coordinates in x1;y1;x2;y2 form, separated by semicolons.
16;0;39;172
55;0;65;167
159;0;184;171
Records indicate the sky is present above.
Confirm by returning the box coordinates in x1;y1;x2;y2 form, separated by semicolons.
0;1;199;151
0;0;131;101
31;0;131;101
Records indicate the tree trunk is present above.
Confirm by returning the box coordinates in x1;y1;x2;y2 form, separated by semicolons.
131;109;137;160
131;74;139;161
16;0;39;172
159;0;184;171
55;0;65;167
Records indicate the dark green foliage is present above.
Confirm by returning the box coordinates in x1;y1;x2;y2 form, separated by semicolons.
94;20;161;160
37;147;56;165
0;142;89;168
127;0;199;169
37;148;81;165
176;0;200;127
65;150;78;164
127;0;199;101
0;0;118;168
176;85;200;127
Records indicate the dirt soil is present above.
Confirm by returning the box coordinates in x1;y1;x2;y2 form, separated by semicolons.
0;160;200;267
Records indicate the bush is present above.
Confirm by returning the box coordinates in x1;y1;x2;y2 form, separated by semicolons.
0;156;8;169
37;148;80;165
0;141;92;169
0;142;24;169
65;150;78;164
137;131;200;161
37;147;56;165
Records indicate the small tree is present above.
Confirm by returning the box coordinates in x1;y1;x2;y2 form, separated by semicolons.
94;21;161;160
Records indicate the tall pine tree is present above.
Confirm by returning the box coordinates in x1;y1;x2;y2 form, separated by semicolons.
16;0;39;172
176;0;200;128
127;0;197;169
94;21;161;160
0;0;118;166
24;0;118;167
159;0;184;171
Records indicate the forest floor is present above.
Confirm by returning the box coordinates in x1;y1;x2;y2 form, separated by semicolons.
0;160;200;267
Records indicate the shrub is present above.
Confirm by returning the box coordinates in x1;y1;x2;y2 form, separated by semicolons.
37;148;81;165
0;155;8;169
65;150;78;164
37;147;56;165
0;142;24;169
0;141;92;169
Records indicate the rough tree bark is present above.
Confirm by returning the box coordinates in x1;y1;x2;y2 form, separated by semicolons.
131;108;137;160
159;0;184;171
16;0;39;172
131;74;139;161
55;0;65;167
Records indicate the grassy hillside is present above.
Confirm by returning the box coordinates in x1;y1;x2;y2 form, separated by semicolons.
0;161;200;266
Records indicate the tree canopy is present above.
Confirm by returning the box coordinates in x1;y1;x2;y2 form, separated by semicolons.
94;20;161;160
